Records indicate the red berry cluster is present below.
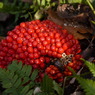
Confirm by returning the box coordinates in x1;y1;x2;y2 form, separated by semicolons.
0;20;82;82
45;65;64;82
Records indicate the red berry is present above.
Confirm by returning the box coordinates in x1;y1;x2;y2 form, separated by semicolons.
20;22;26;27
28;29;34;34
58;48;64;54
17;37;23;44
32;41;38;47
27;47;33;53
56;42;62;48
6;36;13;42
29;53;34;58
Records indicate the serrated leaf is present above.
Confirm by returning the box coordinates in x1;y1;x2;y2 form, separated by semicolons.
29;81;35;88
82;59;95;77
18;61;23;70
12;60;18;64
8;60;18;72
41;74;53;93
26;89;33;95
8;71;15;78
3;88;18;95
31;69;38;81
14;78;21;88
76;76;95;95
12;74;18;84
20;64;28;76
0;69;8;80
22;77;30;84
25;65;32;77
2;82;12;88
20;85;30;95
53;81;64;95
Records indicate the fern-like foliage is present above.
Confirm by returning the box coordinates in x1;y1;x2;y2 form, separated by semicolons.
36;74;64;95
82;59;95;77
69;59;95;95
0;60;64;95
75;76;95;95
0;60;38;95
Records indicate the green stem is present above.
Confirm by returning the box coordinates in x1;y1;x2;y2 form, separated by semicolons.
86;0;95;15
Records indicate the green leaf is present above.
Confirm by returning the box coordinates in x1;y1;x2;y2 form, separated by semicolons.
25;65;32;77
41;74;54;93
41;0;46;6
91;20;95;24
46;0;51;3
3;88;18;95
12;60;18;64
8;71;15;78
14;78;21;88
29;81;35;88
20;14;29;19
37;0;41;6
8;60;18;72
53;81;64;95
0;2;3;8
2;81;12;88
76;76;95;95
20;64;28;77
18;61;23;70
26;89;34;95
14;14;19;22
0;69;9;80
30;5;34;9
31;69;38;81
82;59;95;77
36;92;48;95
12;75;18;84
34;10;43;20
20;85;30;95
22;77;30;84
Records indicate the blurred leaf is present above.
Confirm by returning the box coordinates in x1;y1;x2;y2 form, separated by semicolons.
14;78;22;88
41;0;46;6
53;81;64;95
25;65;32;77
41;74;54;93
20;85;29;95
91;20;95;24
0;2;3;8
31;69;38;81
26;89;34;95
34;10;43;20
2;82;12;88
37;0;41;6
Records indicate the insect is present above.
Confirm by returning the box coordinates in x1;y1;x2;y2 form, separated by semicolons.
51;53;74;71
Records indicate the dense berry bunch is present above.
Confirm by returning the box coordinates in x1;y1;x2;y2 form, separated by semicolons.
45;65;64;82
0;20;82;82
